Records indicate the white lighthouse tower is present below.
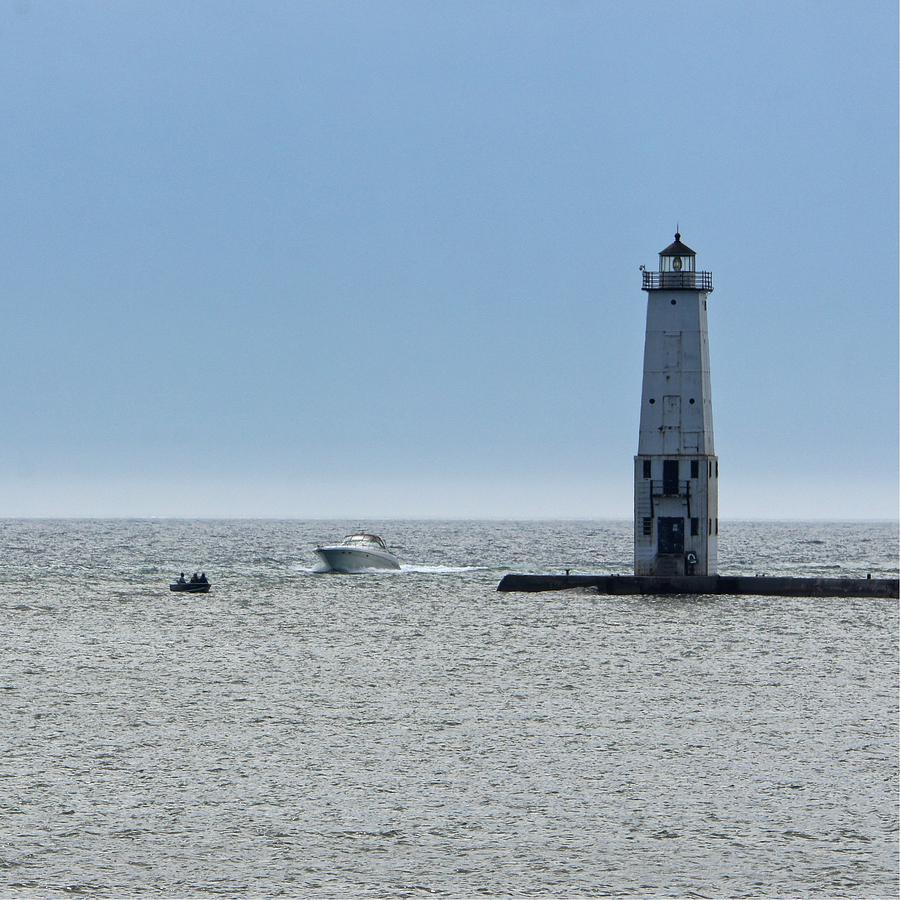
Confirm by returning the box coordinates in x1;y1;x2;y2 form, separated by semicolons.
635;232;718;576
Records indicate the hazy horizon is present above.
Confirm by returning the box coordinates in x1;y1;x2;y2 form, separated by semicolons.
1;515;896;523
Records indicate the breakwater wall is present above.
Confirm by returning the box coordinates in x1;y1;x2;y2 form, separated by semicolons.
497;573;899;599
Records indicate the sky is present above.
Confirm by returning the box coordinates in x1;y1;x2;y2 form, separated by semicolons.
0;0;896;519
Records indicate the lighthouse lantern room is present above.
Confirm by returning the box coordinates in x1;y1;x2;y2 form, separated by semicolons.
635;232;718;576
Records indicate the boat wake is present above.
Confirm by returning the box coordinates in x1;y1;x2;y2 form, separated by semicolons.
400;564;490;575
292;563;489;575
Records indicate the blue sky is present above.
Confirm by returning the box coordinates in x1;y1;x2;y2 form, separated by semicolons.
0;0;896;518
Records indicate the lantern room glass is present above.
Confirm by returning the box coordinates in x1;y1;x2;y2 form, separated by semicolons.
659;254;696;273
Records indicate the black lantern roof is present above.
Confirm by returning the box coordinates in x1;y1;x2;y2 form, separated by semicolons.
659;231;695;257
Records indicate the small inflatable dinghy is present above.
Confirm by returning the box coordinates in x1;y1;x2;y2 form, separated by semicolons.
170;573;210;593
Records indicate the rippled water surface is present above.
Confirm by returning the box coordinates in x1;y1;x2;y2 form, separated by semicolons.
2;519;898;897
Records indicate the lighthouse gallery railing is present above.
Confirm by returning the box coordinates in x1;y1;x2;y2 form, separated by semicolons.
642;271;713;292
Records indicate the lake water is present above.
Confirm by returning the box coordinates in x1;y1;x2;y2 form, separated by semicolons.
2;519;898;897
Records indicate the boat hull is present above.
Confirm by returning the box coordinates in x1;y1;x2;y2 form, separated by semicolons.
170;583;210;593
315;546;401;573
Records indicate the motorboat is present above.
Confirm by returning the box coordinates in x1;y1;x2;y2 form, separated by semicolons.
170;573;210;593
314;533;401;573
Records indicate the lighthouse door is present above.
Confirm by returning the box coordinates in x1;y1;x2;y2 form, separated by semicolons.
658;517;684;555
663;459;680;495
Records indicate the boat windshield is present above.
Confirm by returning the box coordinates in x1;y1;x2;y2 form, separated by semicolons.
342;533;388;550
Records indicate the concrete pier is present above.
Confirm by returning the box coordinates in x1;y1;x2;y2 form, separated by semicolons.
497;573;899;599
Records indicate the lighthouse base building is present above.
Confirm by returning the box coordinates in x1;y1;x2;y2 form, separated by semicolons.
635;233;718;576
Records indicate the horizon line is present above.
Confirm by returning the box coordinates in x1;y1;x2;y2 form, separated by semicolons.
0;515;896;524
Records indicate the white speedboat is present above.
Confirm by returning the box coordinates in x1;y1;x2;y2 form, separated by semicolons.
314;533;401;573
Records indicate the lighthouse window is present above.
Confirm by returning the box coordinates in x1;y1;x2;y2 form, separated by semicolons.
708;461;712;477
670;299;677;305
649;398;655;404
691;517;699;536
643;460;651;479
715;518;719;535
689;398;695;405
690;460;699;479
642;517;652;536
709;518;712;533
715;461;719;477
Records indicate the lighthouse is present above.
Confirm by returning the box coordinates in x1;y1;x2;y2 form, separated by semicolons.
635;232;718;576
